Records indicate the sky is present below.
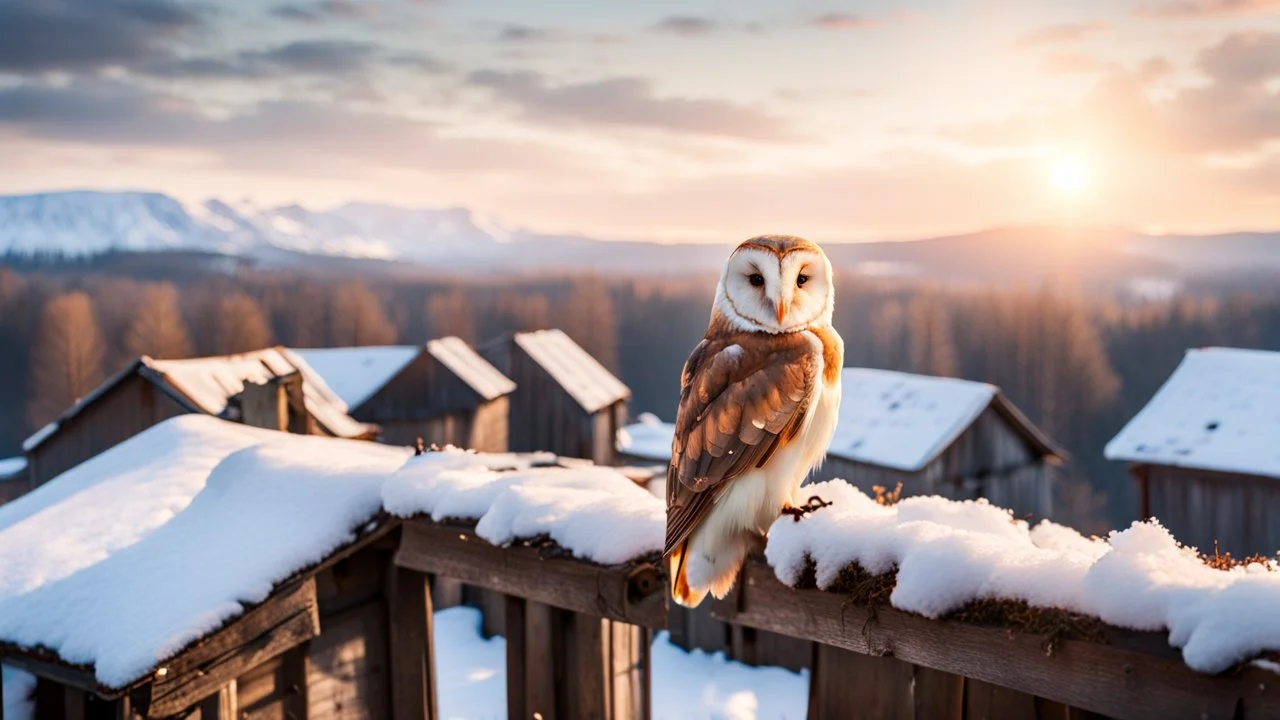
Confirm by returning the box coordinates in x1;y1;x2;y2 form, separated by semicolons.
1;0;1279;242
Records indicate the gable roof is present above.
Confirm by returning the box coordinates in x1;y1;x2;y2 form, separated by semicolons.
512;330;629;413
23;349;372;452
426;337;516;401
616;368;1061;472
1105;347;1280;478
829;368;1060;471
285;346;422;409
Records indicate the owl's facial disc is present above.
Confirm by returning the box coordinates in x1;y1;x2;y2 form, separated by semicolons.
717;245;833;333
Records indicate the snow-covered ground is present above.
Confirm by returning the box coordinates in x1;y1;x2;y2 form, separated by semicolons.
2;665;35;720
0;456;26;479
432;607;807;720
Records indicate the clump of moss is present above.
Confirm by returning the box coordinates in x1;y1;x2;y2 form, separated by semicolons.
945;598;1108;651
872;482;904;506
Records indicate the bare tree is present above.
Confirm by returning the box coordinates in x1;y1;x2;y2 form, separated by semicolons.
330;282;397;346
907;293;958;377
124;283;193;359
559;277;619;372
213;291;273;354
28;292;106;427
425;288;477;343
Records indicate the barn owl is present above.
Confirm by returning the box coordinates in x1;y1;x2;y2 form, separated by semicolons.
666;235;844;608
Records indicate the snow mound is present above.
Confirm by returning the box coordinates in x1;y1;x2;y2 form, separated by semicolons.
765;480;1280;673
383;448;664;565
0;416;412;688
617;413;675;462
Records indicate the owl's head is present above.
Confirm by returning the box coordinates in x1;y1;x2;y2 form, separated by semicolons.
714;235;834;334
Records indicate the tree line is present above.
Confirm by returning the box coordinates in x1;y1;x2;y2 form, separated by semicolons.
3;262;1280;535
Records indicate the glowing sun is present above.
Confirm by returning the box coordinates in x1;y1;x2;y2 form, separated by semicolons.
1050;157;1089;194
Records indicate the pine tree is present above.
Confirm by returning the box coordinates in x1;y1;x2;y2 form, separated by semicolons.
124;283;193;359
28;292;106;427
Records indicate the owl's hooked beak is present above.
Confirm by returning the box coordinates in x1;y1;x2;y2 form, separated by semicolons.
775;299;787;325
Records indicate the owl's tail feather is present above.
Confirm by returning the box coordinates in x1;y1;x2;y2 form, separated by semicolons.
669;540;707;608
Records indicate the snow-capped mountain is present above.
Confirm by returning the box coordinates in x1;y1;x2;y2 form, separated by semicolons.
0;191;523;265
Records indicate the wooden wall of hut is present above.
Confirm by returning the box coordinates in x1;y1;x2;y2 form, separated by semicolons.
809;405;1054;521
1142;465;1280;558
26;372;189;488
354;353;509;453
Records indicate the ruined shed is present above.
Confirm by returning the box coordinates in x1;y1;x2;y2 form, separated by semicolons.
290;338;515;452
1106;347;1280;557
480;330;630;465
21;349;374;488
0;417;418;720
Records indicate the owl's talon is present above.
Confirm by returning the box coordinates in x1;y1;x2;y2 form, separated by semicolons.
781;496;832;522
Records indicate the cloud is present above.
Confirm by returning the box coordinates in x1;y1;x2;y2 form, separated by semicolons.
1137;0;1280;17
810;13;877;30
0;0;202;73
651;16;718;36
1016;22;1107;46
137;41;445;80
0;79;580;176
491;24;623;45
269;0;377;22
1198;32;1280;84
467;70;801;141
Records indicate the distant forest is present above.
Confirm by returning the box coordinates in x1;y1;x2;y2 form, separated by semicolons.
3;255;1280;534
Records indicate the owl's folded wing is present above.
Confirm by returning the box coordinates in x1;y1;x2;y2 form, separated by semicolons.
663;332;821;558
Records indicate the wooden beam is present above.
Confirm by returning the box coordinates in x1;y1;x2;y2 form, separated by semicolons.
394;520;666;628
713;562;1280;720
64;686;86;720
146;578;320;718
387;562;438;720
1;655;98;695
194;682;236;720
504;596;529;720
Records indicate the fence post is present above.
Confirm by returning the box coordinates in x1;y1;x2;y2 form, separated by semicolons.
389;563;438;720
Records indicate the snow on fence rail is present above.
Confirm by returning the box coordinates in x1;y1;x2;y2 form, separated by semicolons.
2;416;1280;719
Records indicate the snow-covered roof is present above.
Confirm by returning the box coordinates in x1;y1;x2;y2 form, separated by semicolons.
613;369;1058;472
0;457;27;480
427;337;517;401
616;413;675;462
513;330;630;413
766;479;1280;674
828;368;998;471
0;416;413;689
285;346;421;409
149;349;368;439
23;350;373;452
1105;347;1280;478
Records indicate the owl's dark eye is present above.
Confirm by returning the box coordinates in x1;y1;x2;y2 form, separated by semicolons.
748;273;765;287
796;274;810;287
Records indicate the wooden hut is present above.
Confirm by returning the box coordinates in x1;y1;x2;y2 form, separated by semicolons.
480;330;630;465
621;368;1063;521
0;458;26;506
289;338;516;452
1106;347;1280;557
0;417;420;720
22;349;374;488
814;368;1063;520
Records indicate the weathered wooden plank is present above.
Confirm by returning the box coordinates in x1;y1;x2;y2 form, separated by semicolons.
719;562;1280;720
194;682;237;720
395;520;666;628
1;655;98;695
505;596;528;720
147;579;320;717
912;665;964;719
35;677;67;720
564;613;607;720
965;678;1038;720
281;645;310;720
523;601;557;719
64;686;86;720
387;563;437;720
809;644;914;720
608;620;646;720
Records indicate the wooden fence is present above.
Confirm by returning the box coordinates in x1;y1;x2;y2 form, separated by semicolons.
392;518;1280;720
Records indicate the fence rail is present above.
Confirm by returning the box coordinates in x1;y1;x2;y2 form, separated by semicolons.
392;517;1280;720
